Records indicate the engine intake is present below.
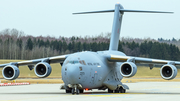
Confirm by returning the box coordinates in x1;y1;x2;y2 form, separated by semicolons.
34;62;52;78
160;64;177;80
120;62;137;77
2;65;20;80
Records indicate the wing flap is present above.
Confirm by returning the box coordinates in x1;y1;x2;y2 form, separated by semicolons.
108;54;180;65
0;55;68;68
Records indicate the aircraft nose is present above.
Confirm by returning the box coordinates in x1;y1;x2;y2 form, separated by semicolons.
67;66;79;84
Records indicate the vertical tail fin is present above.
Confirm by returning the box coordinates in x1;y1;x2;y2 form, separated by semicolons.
109;4;123;51
73;3;173;51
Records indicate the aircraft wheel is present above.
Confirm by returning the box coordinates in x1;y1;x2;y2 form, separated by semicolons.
76;89;80;94
72;88;75;95
108;89;113;93
80;89;84;93
114;89;119;93
119;87;126;93
121;89;126;93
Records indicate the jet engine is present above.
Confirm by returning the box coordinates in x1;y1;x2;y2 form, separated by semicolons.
2;65;20;80
34;62;52;78
120;62;137;77
160;64;177;80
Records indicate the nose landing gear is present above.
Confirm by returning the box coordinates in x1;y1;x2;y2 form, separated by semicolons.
71;88;80;95
66;84;83;95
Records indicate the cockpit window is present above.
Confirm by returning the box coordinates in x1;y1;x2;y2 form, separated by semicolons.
82;60;86;65
65;61;69;65
79;60;86;65
67;60;86;65
69;61;79;64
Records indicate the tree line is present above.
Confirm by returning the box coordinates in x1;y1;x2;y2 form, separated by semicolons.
0;29;180;61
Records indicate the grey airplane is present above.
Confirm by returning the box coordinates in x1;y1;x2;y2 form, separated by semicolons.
0;3;178;95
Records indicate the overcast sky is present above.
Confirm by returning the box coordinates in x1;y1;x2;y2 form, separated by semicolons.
0;0;179;39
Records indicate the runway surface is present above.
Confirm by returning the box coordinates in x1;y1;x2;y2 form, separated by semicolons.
0;82;180;101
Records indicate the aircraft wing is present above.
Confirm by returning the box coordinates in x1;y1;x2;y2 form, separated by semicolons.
107;54;180;65
0;55;68;68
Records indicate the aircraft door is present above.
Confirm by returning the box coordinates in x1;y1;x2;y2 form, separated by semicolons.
94;73;98;84
91;67;98;85
79;66;87;82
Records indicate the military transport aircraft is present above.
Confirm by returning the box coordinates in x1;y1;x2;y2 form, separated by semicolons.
0;3;178;95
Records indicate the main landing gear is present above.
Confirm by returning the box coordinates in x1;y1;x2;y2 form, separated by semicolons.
66;85;84;95
108;87;126;93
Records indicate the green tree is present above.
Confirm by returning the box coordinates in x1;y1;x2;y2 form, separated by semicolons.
17;39;22;49
91;42;98;51
98;42;103;51
118;41;123;51
76;42;82;51
45;39;50;47
62;41;67;52
82;42;87;51
26;38;33;50
68;42;72;52
39;39;44;47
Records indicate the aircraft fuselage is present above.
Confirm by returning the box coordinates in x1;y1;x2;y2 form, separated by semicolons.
61;51;126;89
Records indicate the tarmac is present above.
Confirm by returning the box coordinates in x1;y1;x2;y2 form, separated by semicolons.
0;82;180;101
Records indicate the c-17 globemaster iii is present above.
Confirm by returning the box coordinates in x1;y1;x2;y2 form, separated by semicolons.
0;3;178;95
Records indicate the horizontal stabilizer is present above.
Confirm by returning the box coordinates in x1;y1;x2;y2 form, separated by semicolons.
120;9;173;14
73;9;173;15
73;10;114;14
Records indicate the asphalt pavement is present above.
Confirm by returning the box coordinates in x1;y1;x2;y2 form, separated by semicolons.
0;82;180;101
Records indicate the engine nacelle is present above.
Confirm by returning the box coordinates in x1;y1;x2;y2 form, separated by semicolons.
160;64;177;80
2;65;20;80
34;62;52;78
120;62;137;78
